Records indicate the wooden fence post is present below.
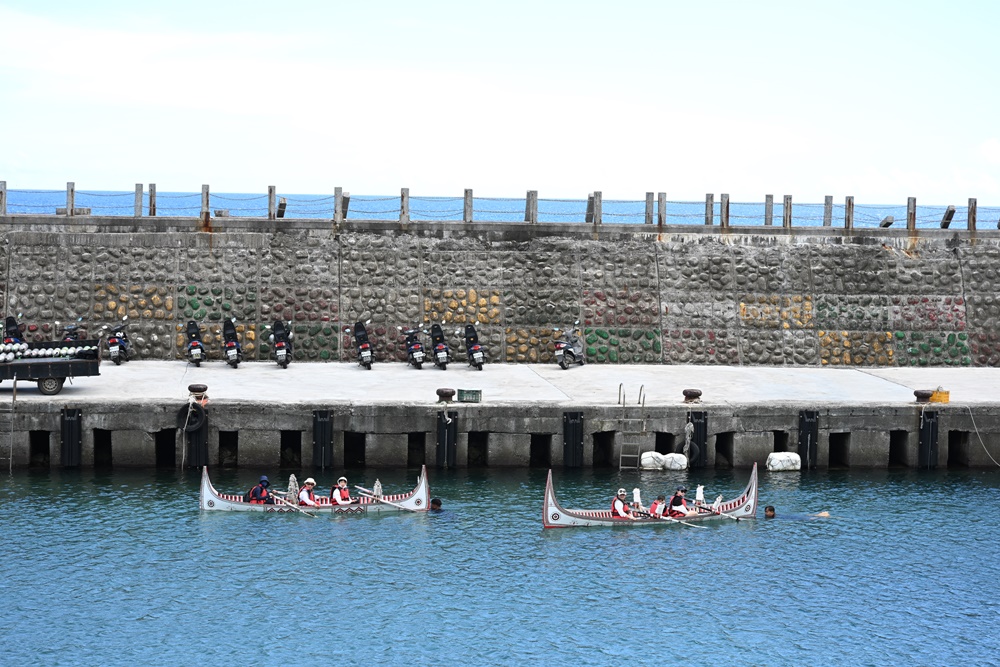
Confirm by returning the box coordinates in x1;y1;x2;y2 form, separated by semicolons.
464;189;473;223
645;192;654;224
525;190;538;223
845;196;854;229
334;187;343;224
657;192;666;226
968;198;977;231
593;191;602;224
201;185;210;222
149;184;157;217
940;205;956;229
823;196;833;226
764;194;773;226
907;197;916;231
705;194;714;226
585;193;594;223
268;186;276;220
67;182;75;217
782;195;792;228
134;184;143;217
720;193;730;228
400;188;410;224
0;181;6;216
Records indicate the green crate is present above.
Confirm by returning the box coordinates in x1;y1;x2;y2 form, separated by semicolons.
457;389;482;403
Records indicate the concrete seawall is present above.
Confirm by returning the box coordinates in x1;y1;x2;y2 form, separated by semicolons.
3;360;999;470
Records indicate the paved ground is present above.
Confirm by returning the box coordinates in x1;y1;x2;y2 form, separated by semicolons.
4;359;993;407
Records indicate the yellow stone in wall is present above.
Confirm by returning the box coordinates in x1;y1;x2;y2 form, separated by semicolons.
154;309;165;319
448;299;459;310
108;300;117;311
142;309;152;319
468;288;477;303
490;295;500;305
165;296;173;311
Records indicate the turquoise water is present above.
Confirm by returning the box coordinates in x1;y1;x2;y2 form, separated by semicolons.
2;466;998;666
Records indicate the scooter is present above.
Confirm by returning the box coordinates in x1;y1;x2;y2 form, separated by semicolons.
429;322;451;370
460;323;486;370
345;320;373;370
222;317;243;368
106;316;132;365
4;315;24;345
553;320;585;369
269;319;293;369
399;326;425;369
57;317;85;341
185;320;206;367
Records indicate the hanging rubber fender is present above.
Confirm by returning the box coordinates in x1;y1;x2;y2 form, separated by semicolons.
178;402;207;432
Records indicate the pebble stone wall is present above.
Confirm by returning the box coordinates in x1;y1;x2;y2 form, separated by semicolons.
1;221;998;368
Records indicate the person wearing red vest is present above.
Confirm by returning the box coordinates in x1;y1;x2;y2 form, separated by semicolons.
668;487;694;518
248;475;274;504
298;478;319;506
330;476;356;505
610;488;637;520
648;494;668;518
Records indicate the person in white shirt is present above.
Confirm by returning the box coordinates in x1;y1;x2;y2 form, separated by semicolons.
298;478;319;507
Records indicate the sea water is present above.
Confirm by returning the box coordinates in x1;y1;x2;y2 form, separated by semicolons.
1;466;998;666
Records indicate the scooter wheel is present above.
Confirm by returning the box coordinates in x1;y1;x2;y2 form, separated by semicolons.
279;360;289;369
476;363;483;371
559;360;568;370
440;363;448;371
413;362;422;370
193;359;201;367
364;362;372;370
112;356;122;366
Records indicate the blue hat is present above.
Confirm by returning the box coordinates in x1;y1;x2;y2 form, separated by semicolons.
259;475;269;484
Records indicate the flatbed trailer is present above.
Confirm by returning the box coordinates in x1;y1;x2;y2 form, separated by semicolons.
0;357;101;395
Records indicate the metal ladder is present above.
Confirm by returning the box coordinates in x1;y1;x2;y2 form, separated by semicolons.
618;384;646;469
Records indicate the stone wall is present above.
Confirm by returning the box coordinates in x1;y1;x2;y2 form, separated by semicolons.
2;216;998;367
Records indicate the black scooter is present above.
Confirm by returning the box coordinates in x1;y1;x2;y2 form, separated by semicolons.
106;316;131;365
346;320;373;370
429;323;451;370
399;326;425;369
269;319;293;368
461;323;486;370
222;318;243;368
185;320;205;366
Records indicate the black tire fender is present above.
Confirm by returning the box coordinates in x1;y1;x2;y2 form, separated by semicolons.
179;402;207;432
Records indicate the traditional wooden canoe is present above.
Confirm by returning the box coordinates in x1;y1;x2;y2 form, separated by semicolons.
543;463;758;528
199;465;430;514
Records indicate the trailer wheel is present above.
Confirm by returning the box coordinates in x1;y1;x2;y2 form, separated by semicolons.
37;377;65;395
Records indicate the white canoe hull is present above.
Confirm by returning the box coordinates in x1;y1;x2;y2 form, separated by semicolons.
200;465;430;514
543;463;758;528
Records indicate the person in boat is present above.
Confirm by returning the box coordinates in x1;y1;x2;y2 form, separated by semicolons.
248;475;275;505
611;488;637;520
648;494;668;518
668;486;695;518
298;478;319;507
330;476;357;505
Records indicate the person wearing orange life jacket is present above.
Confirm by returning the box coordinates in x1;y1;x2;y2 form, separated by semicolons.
648;494;668;518
248;475;274;505
668;486;695;518
610;488;637;520
329;476;357;505
298;478;319;507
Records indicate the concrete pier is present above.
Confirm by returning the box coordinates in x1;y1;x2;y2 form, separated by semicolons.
3;360;999;470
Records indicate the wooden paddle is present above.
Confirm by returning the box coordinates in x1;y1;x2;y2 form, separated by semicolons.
634;509;708;529
694;504;741;521
273;493;317;518
356;489;419;512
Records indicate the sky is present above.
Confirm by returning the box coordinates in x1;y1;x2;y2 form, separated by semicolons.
1;1;998;204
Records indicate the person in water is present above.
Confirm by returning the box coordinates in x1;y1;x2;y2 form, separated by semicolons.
764;505;830;520
611;488;637;520
248;475;274;504
330;476;356;505
764;505;776;518
430;498;442;511
668;486;695;518
298;478;319;507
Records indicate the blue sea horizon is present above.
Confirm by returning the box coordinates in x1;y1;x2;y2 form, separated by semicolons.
3;188;997;229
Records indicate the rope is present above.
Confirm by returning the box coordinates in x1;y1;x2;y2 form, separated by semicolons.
966;405;1000;467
